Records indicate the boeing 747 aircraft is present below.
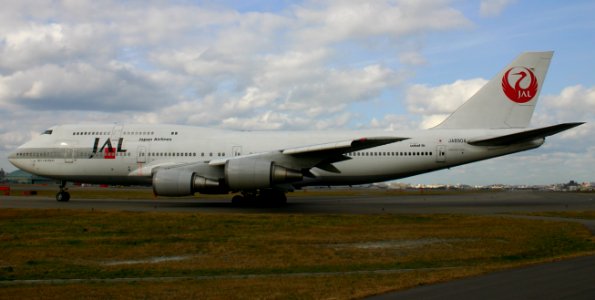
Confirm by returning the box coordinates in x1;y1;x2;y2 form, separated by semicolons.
8;51;583;203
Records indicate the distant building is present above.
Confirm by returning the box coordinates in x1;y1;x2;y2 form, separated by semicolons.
5;170;56;184
563;180;580;192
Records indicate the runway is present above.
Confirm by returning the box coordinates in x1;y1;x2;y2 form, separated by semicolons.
2;190;595;233
1;190;594;213
2;190;595;299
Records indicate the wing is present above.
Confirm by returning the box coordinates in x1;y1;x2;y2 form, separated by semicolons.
467;122;584;146
209;136;408;172
282;137;407;155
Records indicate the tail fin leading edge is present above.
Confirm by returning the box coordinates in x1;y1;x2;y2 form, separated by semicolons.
435;51;553;129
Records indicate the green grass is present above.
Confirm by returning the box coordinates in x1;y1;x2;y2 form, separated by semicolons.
0;209;594;299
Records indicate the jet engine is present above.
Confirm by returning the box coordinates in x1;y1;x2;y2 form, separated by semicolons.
152;168;221;196
152;158;303;197
224;159;303;190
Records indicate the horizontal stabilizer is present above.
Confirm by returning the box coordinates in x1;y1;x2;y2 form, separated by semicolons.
468;122;584;146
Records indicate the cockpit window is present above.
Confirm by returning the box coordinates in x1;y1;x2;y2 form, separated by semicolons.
42;129;53;135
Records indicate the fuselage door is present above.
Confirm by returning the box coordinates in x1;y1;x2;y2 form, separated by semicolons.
64;141;76;163
137;146;146;163
112;125;123;139
232;146;242;157
436;145;446;163
65;148;74;163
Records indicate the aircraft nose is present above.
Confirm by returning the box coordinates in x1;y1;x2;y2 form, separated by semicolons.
8;150;20;168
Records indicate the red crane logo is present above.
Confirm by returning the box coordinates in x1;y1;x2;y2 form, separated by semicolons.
502;67;538;103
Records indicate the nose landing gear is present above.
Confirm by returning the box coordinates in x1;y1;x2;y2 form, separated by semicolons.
56;181;70;202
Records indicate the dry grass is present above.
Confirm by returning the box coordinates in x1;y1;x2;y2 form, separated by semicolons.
0;269;487;300
519;211;595;220
0;209;594;299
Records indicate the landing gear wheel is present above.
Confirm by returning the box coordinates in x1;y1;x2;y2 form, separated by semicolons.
271;190;287;206
56;191;70;202
275;192;287;205
56;181;70;202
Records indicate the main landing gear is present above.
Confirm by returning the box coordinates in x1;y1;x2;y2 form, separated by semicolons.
231;189;287;206
56;181;70;202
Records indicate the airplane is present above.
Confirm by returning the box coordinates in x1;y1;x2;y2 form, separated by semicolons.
8;51;583;204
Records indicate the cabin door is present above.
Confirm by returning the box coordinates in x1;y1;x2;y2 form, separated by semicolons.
65;148;74;163
137;146;146;163
436;145;446;163
232;146;242;157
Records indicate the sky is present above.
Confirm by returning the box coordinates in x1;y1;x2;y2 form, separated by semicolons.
0;0;593;186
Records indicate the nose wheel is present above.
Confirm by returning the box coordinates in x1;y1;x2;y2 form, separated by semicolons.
56;181;70;202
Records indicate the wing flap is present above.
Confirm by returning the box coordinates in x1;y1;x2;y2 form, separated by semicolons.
468;122;584;146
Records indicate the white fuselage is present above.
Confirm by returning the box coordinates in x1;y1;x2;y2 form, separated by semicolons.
8;124;543;188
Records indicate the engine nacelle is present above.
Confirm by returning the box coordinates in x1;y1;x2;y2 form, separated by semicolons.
152;159;303;196
152;168;221;197
225;159;302;190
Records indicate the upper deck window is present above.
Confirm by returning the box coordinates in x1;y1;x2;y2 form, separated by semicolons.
42;129;53;135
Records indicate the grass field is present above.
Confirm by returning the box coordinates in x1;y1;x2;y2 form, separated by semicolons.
1;208;594;299
521;211;595;220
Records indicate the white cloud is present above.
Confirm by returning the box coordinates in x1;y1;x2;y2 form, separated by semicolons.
542;85;595;120
366;114;417;131
0;23;109;71
293;1;471;47
405;78;487;128
0;0;471;134
0;131;31;152
0;62;171;111
534;85;595;153
479;0;517;17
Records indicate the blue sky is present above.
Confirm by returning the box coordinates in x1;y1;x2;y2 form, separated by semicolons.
0;0;593;185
